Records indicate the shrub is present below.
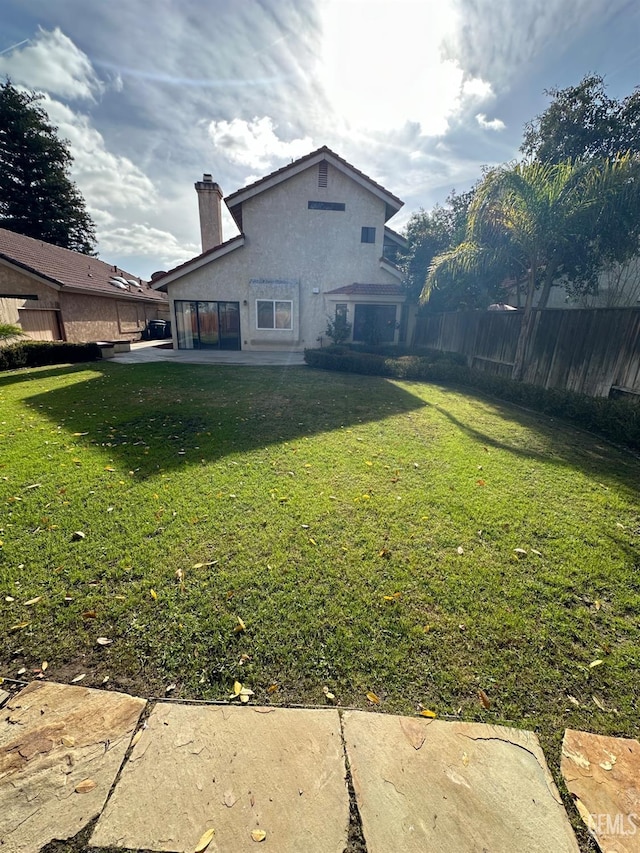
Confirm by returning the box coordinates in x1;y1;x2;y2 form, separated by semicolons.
303;347;640;451
0;341;101;372
325;314;352;345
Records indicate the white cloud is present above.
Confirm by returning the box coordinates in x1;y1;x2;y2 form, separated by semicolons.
97;223;200;271
316;0;495;137
0;27;103;101
208;116;314;170
476;113;506;131
39;96;157;214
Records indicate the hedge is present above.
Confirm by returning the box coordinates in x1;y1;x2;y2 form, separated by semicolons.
0;341;101;372
303;347;640;451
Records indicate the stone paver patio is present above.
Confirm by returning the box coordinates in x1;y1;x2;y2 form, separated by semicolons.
1;680;638;852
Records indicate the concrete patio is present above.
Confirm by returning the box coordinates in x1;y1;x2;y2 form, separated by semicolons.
108;341;306;367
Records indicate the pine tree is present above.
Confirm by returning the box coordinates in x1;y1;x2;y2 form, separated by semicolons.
0;79;96;254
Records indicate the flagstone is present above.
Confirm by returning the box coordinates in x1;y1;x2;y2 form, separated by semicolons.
561;728;640;852
90;703;349;853
0;680;146;853
342;711;579;853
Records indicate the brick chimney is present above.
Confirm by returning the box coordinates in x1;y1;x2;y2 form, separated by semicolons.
195;173;223;252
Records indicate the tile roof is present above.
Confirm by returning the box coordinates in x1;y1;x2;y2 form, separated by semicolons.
0;228;166;303
225;146;403;209
325;283;406;297
150;234;245;287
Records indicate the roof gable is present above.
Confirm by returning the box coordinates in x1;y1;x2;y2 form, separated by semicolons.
225;146;403;230
0;228;166;303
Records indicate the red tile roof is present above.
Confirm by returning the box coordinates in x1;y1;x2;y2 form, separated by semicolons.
325;283;406;297
225;146;403;209
0;228;166;303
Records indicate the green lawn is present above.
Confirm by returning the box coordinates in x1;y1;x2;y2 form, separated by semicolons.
1;362;638;821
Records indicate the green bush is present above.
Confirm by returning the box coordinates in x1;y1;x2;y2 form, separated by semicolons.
303;347;640;450
0;341;101;372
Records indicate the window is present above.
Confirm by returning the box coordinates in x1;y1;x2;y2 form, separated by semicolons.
256;300;292;330
361;227;376;244
308;201;345;211
318;161;328;187
353;304;397;344
336;303;348;320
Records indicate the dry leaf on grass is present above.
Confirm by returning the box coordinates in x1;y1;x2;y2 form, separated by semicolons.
71;674;86;684
234;616;246;633
24;596;41;606
150;589;158;600
96;637;113;646
194;827;216;852
41;661;48;671
478;689;491;709
418;709;437;718
366;691;380;704
589;659;603;668
71;531;86;541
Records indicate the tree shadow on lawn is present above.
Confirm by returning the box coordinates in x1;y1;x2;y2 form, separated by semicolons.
433;394;640;495
18;362;430;478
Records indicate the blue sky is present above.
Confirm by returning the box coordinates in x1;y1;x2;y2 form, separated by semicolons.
1;0;638;278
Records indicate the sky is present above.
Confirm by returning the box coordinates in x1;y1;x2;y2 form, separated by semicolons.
1;0;639;279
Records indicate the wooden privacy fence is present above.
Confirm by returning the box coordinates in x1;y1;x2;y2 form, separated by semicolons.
413;308;640;398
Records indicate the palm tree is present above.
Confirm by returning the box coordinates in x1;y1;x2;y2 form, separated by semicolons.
423;155;640;380
0;323;25;342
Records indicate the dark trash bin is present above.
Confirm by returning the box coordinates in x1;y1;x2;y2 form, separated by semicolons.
145;320;168;340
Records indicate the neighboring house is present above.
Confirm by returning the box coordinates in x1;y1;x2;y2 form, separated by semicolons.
152;146;410;351
0;228;168;343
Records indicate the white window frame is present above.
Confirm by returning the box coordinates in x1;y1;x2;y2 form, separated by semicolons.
255;299;293;330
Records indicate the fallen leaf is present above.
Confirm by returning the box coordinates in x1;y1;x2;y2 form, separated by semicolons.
456;546;464;555
267;684;278;694
82;610;97;619
71;674;86;683
165;683;176;693
592;695;607;711
41;661;48;671
104;466;116;472
366;691;380;704
234;616;246;633
419;709;437;718
194;827;216;852
24;596;41;606
531;549;542;556
462;751;469;766
476;479;486;486
71;531;86;541
75;779;96;794
251;829;266;842
478;689;491;709
25;483;41;490
150;589;158;600
232;681;242;696
17;667;26;675
96;637;113;646
10;621;30;631
567;695;581;707
130;729;143;747
513;548;527;556
589;659;604;668
61;735;75;747
5;596;15;602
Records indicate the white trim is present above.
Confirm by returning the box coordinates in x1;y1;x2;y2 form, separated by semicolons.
152;236;245;289
379;258;404;280
255;298;293;330
227;152;402;216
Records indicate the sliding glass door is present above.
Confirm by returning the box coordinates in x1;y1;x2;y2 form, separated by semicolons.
174;301;240;350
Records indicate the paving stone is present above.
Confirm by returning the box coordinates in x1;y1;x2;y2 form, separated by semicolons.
0;680;146;853
91;703;349;852
342;711;579;853
561;728;640;852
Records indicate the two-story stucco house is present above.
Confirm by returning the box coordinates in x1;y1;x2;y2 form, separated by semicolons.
152;147;410;351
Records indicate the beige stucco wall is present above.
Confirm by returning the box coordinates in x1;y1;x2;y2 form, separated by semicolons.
0;261;164;342
166;162;403;350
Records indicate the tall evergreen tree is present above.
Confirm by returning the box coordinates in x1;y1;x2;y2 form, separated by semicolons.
0;80;96;254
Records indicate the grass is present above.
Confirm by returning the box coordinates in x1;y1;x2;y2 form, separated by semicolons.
1;361;638;847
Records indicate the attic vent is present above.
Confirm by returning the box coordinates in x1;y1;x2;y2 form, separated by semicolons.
318;161;328;188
